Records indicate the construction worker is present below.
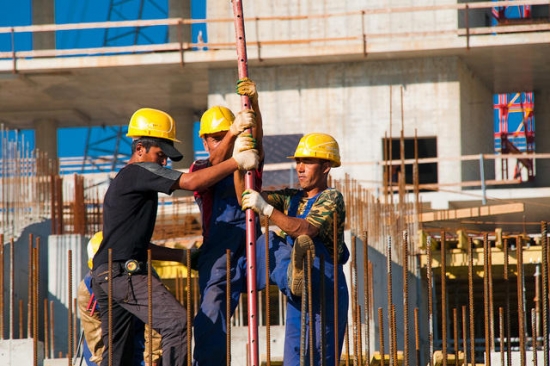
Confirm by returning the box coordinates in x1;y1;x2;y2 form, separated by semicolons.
91;107;260;366
190;78;264;365
240;133;349;366
78;231;162;366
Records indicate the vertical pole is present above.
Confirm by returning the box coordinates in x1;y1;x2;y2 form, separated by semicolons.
230;2;259;365
479;154;487;205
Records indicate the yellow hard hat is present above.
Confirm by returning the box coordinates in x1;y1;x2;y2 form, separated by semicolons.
199;106;235;137
87;231;103;270
288;133;341;167
127;108;180;142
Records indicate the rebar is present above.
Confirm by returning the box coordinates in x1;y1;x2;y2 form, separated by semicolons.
0;233;3;340
9;238;14;339
452;308;458;366
351;236;359;363
333;212;339;366
426;236;433;366
227;248;232;366
461;306;467;365
386;236;394;366
414;307;420;366
363;232;370;365
28;234;33;338
487;233;495;352
265;220;271;366
504;238;511;366
307;250;314;366
483;233;491;366
50;300;55;359
499;307;504;366
467;237;475;365
67;249;73;364
44;298;49;360
517;235;526;366
147;250;153;366
187;249;193;366
108;249;113;366
540;221;549;366
321;255;326;366
300;255;307;366
402;231;409;366
19;299;23;339
379;308;385;366
33;243;39;366
391;304;397;366
532;308;538;366
440;231;447;366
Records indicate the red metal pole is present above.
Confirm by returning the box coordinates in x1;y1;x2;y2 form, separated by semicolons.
231;1;259;365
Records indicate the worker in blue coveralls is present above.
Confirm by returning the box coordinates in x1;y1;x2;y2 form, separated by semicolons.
190;78;263;365
240;132;349;366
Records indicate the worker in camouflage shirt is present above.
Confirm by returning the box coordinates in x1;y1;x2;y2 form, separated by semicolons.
240;132;349;366
263;187;346;263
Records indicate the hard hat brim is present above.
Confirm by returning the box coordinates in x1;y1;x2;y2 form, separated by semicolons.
287;155;341;167
156;138;183;162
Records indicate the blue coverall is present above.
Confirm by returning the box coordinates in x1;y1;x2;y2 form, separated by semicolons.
255;191;349;366
192;173;261;365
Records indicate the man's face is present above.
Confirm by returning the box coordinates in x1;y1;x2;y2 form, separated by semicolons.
202;131;228;152
136;143;168;166
294;158;330;190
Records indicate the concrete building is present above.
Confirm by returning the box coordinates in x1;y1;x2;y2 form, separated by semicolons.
1;0;550;365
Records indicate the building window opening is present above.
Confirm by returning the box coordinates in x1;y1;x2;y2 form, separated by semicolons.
383;137;438;192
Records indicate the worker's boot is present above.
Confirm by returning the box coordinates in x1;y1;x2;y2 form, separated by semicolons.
288;235;315;296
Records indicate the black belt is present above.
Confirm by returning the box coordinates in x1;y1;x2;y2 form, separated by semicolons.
122;259;144;274
95;260;146;276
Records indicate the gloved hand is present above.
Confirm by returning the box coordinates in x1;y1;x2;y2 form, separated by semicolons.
233;149;260;170
233;133;256;154
241;189;274;218
236;77;258;104
229;109;256;136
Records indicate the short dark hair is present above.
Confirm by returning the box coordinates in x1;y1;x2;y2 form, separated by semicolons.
131;137;159;153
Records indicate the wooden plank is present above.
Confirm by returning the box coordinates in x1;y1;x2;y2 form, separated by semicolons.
419;203;524;223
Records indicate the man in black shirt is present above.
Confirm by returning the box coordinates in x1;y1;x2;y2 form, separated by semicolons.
91;107;259;366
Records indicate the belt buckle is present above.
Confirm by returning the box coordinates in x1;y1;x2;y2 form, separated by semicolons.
124;259;141;274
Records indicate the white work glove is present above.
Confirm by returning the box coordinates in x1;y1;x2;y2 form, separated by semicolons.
233;149;260;171
233;134;256;154
236;77;258;104
229;109;256;136
241;189;274;218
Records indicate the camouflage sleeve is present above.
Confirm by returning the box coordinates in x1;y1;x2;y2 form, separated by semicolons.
305;188;346;261
264;188;299;214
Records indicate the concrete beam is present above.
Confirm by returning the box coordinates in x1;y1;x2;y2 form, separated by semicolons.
419;202;525;223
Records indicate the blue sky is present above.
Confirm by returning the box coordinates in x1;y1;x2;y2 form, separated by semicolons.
0;0;206;165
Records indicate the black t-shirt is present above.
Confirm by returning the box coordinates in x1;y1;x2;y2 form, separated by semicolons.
92;162;182;268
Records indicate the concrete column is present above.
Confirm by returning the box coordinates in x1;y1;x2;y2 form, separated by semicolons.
171;106;196;169
34;118;58;159
32;0;55;50
169;0;191;44
47;234;88;359
170;106;197;197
